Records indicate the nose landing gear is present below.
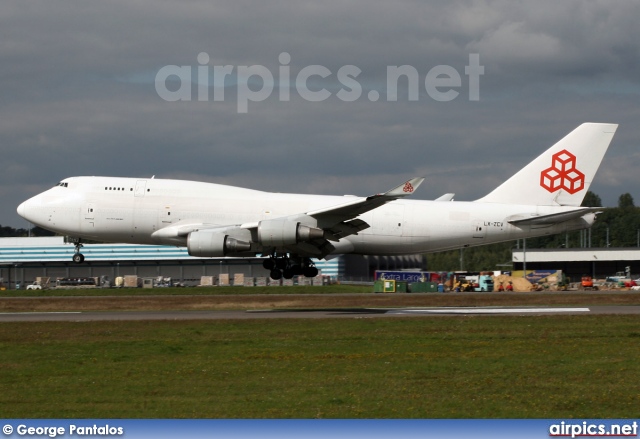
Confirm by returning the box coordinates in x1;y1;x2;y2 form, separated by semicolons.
72;240;85;263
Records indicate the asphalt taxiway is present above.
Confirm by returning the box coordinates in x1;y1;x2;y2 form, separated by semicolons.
1;305;640;322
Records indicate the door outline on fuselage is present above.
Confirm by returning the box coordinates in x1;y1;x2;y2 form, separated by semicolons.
134;180;147;197
472;221;486;239
83;202;95;229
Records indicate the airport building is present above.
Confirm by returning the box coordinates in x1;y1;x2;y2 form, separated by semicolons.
512;247;640;280
0;237;423;288
3;237;640;287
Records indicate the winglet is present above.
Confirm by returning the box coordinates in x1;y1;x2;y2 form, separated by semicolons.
378;177;425;198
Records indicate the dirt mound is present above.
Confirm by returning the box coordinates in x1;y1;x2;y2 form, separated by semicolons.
493;275;533;292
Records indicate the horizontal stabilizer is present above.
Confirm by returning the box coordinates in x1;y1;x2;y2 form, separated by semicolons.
434;193;455;201
507;208;600;226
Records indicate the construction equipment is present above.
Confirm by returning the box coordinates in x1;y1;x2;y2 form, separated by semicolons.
581;275;598;291
557;273;569;291
530;283;544;291
452;276;474;292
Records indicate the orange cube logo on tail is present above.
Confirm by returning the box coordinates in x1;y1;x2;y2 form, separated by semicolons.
540;150;585;194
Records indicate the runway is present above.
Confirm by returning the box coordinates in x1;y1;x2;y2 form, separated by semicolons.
1;305;640;322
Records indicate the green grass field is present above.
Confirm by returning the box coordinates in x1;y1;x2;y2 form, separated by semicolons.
1;315;639;418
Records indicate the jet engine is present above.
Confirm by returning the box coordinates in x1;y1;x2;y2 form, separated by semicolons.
187;229;252;257
257;219;324;247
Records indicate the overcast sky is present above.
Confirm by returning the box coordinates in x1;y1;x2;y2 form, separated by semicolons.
3;0;640;227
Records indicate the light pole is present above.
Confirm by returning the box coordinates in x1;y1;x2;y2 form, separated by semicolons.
523;238;526;278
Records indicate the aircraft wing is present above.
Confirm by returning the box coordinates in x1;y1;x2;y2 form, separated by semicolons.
306;177;424;224
507;207;600;227
276;177;424;258
282;177;424;256
153;178;424;258
240;177;424;257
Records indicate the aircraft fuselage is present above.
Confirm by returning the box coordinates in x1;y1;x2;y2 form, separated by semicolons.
18;176;592;256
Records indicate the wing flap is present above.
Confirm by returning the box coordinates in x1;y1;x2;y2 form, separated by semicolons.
325;218;370;241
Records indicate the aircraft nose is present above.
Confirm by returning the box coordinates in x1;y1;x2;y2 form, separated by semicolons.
17;198;38;223
17;200;27;219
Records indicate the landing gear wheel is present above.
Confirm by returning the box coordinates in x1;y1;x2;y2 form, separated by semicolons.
303;266;318;278
290;264;303;276
263;259;275;270
270;269;283;280
282;268;294;279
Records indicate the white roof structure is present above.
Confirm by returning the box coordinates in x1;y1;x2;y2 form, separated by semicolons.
513;247;640;263
0;237;343;277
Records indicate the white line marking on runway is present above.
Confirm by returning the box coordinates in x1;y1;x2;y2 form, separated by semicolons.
388;307;590;314
0;312;82;315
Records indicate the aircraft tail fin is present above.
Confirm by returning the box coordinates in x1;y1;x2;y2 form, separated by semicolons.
476;123;618;206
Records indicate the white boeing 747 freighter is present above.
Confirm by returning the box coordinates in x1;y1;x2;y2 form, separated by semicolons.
17;123;618;279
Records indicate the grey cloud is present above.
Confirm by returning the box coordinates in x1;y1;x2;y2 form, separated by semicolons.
3;0;640;227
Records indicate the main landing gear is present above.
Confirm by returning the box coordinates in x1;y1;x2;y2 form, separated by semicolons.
72;240;85;264
262;254;318;280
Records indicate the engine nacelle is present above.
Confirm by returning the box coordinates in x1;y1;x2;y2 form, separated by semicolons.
257;219;324;247
187;230;252;257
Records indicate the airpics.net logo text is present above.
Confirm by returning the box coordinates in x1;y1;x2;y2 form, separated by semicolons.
155;52;484;113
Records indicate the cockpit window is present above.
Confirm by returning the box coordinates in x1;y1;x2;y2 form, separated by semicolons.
55;182;69;188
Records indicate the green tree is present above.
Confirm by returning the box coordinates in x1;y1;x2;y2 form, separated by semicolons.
618;193;635;209
581;191;602;207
